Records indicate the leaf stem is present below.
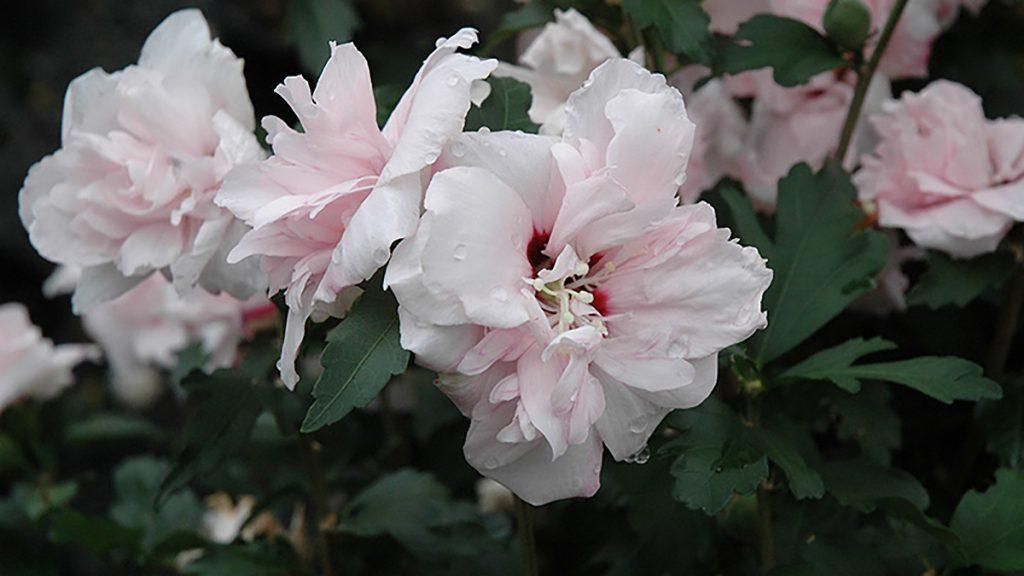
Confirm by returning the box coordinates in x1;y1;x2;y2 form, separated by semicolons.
300;435;335;576
987;257;1024;380
834;0;909;162
515;496;540;576
642;28;668;74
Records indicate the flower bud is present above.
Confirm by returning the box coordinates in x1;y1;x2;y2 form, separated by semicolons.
824;0;872;51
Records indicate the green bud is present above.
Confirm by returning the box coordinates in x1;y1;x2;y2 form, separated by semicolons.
824;0;872;51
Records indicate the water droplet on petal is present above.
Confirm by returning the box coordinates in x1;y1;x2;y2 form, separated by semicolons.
453;243;468;260
497;148;508;157
628;417;646;434
668;338;687;357
424;151;440;164
489;286;508;302
625;444;650;465
373;248;390;263
482;456;500;470
447;74;461;87
450;141;466;157
478;126;491;135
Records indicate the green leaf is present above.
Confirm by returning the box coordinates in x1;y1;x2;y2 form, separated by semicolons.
779;337;897;392
750;164;888;364
827;383;900;466
782;339;1001;403
65;412;166;445
181;542;300;576
715;15;849;87
12;480;77;521
770;537;885;576
302;282;410;433
707;185;774;259
747;427;824;500
465;77;541;133
48;508;142;555
669;445;768;515
877;498;967;563
978;378;1024;468
171;343;208;386
622;0;713;64
0;432;29;477
339;469;480;557
285;0;361;75
951;468;1024;571
907;250;1015;308
159;354;270;502
112;457;203;554
821;460;929;512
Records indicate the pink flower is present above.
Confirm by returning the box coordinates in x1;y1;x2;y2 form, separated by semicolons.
735;70;890;210
80;274;256;407
387;59;772;505
0;303;97;413
854;81;1024;258
19;10;266;311
670;69;749;201
705;0;770;34
494;8;644;135
215;30;496;388
850;232;925;315
768;0;942;79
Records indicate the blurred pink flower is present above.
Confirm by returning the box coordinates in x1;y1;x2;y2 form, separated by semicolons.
216;30;495;388
705;0;770;34
494;8;644;135
387;60;771;505
850;232;925;315
0;303;97;413
855;81;1024;258
19;10;266;312
735;70;890;210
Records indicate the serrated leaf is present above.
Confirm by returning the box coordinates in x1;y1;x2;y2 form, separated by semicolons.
715;15;849;86
951;468;1024;571
670;445;768;515
821;460;929;512
749;164;889;364
907;250;1014;308
827;384;900;465
877;498;967;563
465;77;541;133
622;0;713;64
285;0;361;75
779;337;897;392
747;427;824;500
301;283;409;433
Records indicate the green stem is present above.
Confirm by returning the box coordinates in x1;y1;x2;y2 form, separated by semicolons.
641;28;668;74
834;0;910;163
987;263;1024;380
300;436;335;576
515;496;540;576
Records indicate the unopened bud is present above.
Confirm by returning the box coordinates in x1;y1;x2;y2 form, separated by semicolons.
824;0;872;51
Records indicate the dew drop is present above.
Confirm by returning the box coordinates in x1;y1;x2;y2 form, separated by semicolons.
489;286;508;302
478;126;491;135
628;417;646;435
447;74;461;87
453;243;468;260
450;141;466;158
424;151;440;164
482;456;500;470
373;247;390;263
625;445;650;465
497;148;508;157
668;338;687;357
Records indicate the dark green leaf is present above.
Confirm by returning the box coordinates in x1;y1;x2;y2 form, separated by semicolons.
65;412;166;445
951;468;1024;570
707;185;774;259
779;337;897;392
821;460;929;512
0;432;29;477
877;498;967;563
465;77;541;133
285;0;361;74
181;542;300;576
48;508;142;555
827;384;900;465
302;283;409;433
622;0;713;64
978;378;1024;468
747;427;824;500
670;445;768;515
750;164;888;364
715;15;849;86
907;250;1015;308
12;480;77;521
171;343;208;386
113;457;204;553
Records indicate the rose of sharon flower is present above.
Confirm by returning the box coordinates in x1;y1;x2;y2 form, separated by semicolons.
80;274;267;407
19;10;265;313
736;70;890;210
387;59;773;505
855;81;1024;258
669;69;749;201
216;30;496;389
768;0;943;79
0;303;98;413
494;8;643;135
